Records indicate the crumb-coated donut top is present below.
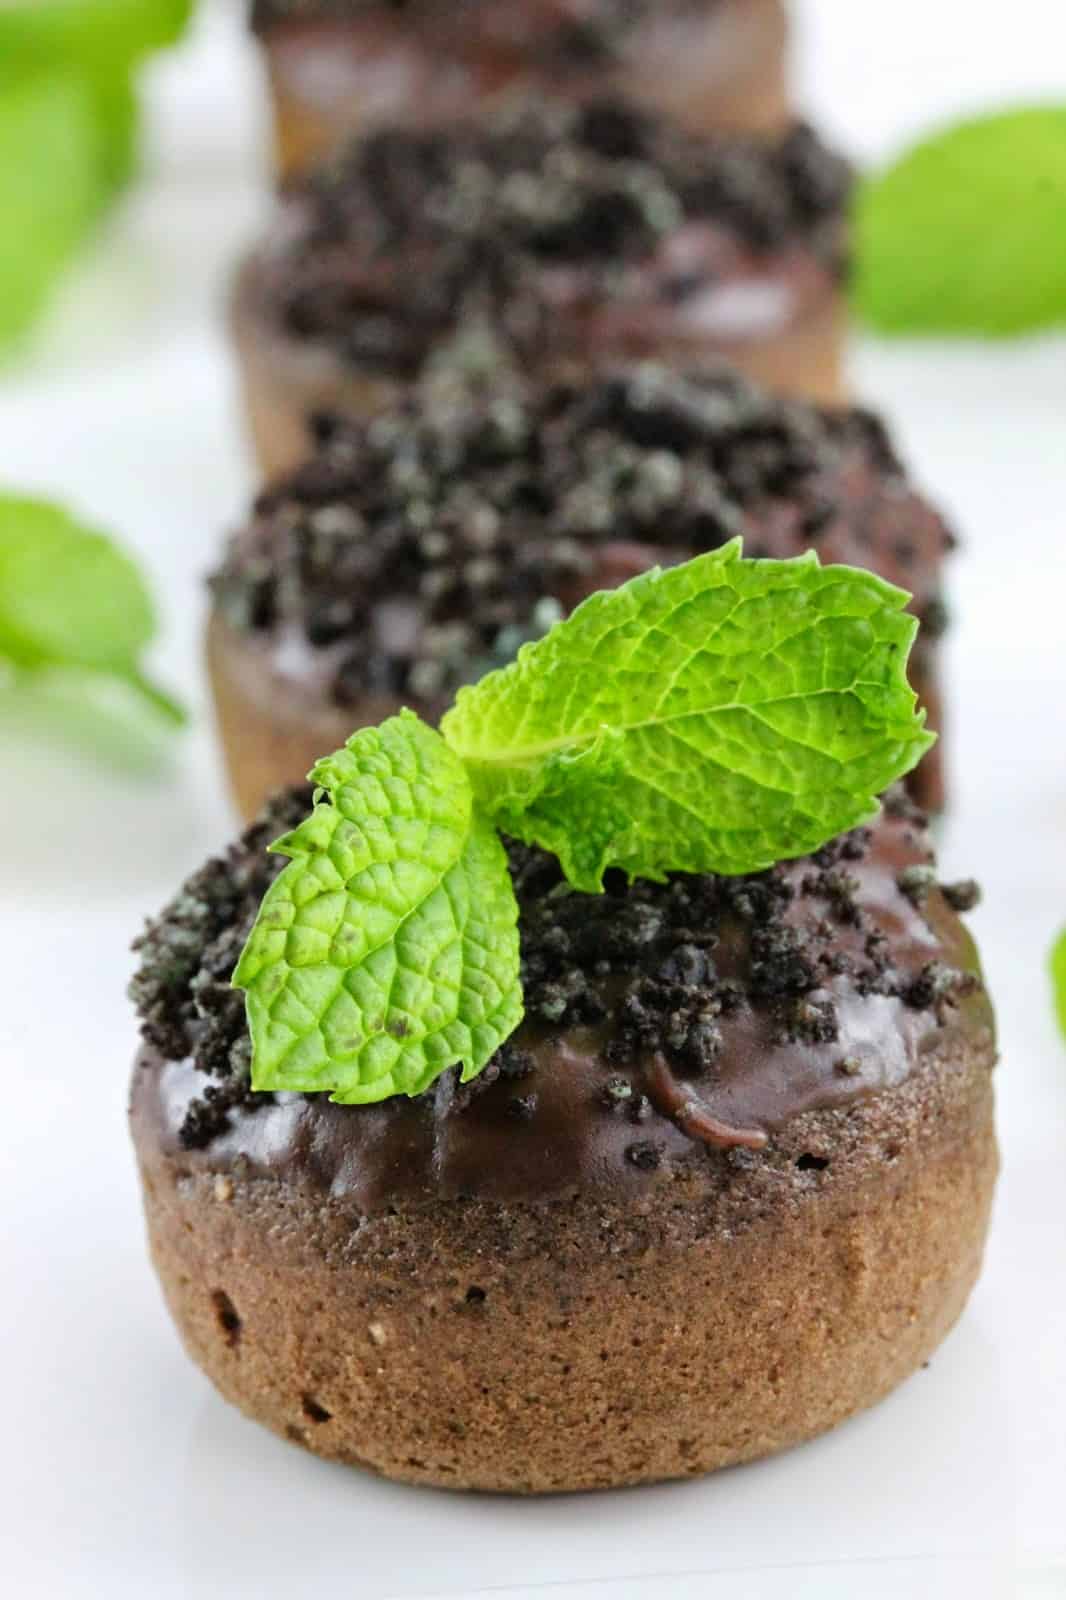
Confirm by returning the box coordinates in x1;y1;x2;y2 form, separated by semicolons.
210;367;954;711
129;785;990;1209
251;101;850;375
252;0;724;61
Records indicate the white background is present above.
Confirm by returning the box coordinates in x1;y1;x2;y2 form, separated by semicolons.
1;2;1064;1596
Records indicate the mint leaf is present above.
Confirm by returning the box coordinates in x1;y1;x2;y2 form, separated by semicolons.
86;68;139;193
234;712;523;1104
855;106;1066;335
0;1;193;68
1052;930;1066;1042
0;1;194;349
0;75;105;348
235;550;933;1105
0;494;184;723
441;542;933;890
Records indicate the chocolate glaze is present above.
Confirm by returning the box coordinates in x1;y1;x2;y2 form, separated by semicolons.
130;793;991;1213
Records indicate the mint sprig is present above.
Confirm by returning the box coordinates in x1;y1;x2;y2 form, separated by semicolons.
237;547;932;1106
0;494;184;724
234;713;523;1103
442;542;933;889
855;106;1066;336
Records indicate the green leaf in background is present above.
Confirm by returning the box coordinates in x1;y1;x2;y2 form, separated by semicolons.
86;68;140;193
0;0;194;351
1052;929;1066;1041
0;494;184;724
0;75;106;348
855;106;1066;335
442;542;934;891
234;713;523;1104
0;1;193;68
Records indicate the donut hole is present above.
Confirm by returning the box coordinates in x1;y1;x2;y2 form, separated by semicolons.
465;1285;487;1306
796;1153;830;1172
211;1289;242;1347
301;1394;332;1425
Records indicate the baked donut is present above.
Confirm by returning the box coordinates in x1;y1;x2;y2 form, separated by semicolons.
129;785;997;1493
208;366;953;823
232;100;852;475
251;0;791;178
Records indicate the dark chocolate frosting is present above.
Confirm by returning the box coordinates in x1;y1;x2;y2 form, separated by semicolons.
129;786;990;1211
210;367;953;712
252;0;724;65
251;100;850;377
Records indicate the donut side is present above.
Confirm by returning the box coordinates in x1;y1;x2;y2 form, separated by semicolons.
132;1033;996;1492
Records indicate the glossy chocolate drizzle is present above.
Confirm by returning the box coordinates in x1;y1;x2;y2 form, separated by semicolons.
130;798;991;1212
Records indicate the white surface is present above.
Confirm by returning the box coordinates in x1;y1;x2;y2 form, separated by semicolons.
1;2;1065;1596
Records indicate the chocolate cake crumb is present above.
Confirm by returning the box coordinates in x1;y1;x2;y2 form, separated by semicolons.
130;786;313;1144
922;596;951;640
942;879;981;913
507;1093;539;1121
902;962;980;1018
897;865;937;904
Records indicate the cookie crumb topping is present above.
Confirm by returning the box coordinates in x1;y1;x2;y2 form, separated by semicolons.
131;786;981;1153
259;98;850;375
212;366;951;712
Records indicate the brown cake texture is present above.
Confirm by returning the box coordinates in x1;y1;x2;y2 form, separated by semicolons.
233;100;852;475
129;786;997;1493
209;366;954;823
252;0;791;178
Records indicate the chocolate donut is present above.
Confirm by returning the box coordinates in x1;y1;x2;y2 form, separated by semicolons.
129;786;997;1492
208;367;953;822
232;101;851;474
252;0;791;177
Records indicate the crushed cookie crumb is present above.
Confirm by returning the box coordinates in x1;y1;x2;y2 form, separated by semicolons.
626;1140;662;1171
130;784;982;1156
897;864;937;904
941;879;981;913
260;101;850;381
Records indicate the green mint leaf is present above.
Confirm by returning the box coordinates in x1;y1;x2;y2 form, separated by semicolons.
85;67;139;193
234;712;523;1104
0;75;106;348
0;494;184;723
1052;929;1066;1042
855;106;1066;335
0;2;193;349
441;542;933;890
0;1;193;68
